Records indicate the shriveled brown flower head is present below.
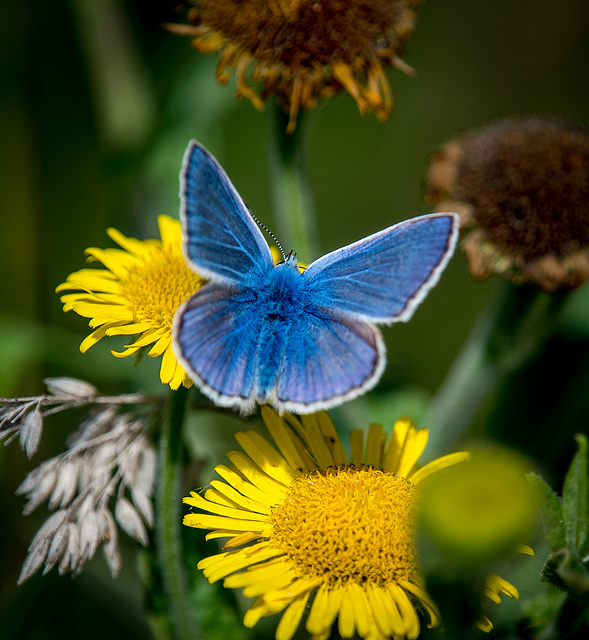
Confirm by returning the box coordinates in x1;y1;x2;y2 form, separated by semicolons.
426;117;589;291
167;0;421;133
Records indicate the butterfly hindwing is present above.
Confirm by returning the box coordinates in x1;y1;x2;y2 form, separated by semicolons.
303;213;458;323
173;284;261;410
274;311;384;412
180;142;274;286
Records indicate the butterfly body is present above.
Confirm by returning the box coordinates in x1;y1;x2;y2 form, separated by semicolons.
173;141;458;415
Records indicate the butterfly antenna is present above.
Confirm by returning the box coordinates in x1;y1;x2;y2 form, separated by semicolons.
249;209;286;261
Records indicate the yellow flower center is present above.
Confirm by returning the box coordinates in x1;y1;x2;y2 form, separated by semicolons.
269;466;419;588
120;246;203;328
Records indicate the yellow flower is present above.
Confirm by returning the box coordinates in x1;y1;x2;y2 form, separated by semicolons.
56;215;205;390
425;116;589;291
419;450;536;562
184;408;470;640
168;0;421;133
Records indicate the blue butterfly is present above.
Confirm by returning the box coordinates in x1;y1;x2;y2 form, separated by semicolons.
172;141;458;415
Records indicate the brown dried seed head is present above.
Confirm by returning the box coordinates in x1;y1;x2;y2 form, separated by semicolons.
426;117;589;290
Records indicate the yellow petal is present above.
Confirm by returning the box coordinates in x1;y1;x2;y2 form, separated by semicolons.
160;344;178;384
183;491;268;522
106;227;159;257
315;411;349;465
79;323;125;352
223;558;294;590
365;585;397;637
242;569;298;598
208;479;272;515
244;596;289;629
227;451;289;501
261;407;317;474
399;580;440;628
409;451;470;485
234;430;295;486
338;587;356;638
106;322;153;336
276;590;311;640
147;334;171;357
200;544;284;584
348;582;371;639
300;413;336;468
215;465;280;507
397;428;429;478
158;214;182;247
307;585;342;636
387;583;420;640
365;423;385;468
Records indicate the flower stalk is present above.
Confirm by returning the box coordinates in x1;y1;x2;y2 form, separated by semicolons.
268;105;319;262
155;386;198;640
424;281;570;458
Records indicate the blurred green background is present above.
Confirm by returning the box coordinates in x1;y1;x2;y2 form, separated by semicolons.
1;0;589;637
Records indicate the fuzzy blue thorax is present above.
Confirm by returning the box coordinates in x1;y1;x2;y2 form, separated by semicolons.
255;256;307;317
244;259;315;397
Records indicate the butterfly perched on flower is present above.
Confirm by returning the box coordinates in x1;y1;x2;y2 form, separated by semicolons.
172;141;458;415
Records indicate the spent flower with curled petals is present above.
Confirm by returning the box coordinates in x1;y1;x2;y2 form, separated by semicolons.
426;116;589;291
182;407;526;640
57;215;205;389
168;0;421;132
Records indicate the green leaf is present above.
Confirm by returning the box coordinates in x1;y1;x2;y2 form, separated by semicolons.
563;434;589;555
527;472;565;551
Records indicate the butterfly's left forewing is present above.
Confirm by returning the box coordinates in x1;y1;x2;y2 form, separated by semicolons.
303;213;458;323
180;142;274;286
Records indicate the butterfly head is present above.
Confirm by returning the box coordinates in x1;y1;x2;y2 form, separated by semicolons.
276;250;306;274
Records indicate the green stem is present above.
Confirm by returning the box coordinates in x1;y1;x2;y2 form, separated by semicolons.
267;105;319;262
155;386;198;640
423;281;570;459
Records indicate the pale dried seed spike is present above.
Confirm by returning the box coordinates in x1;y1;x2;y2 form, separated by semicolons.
67;406;117;447
19;406;43;458
98;508;117;544
48;459;79;510
100;508;122;577
28;510;68;551
18;542;50;585
21;468;58;515
44;377;98;399
18;510;68;584
136;446;156;496
76;454;92;491
59;523;80;575
103;537;122;578
115;497;148;546
118;437;142;486
16;460;51;496
78;506;99;562
43;525;70;574
130;486;154;528
91;441;118;474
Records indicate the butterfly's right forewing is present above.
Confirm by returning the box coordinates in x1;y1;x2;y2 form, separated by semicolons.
303;213;458;324
180;142;274;286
